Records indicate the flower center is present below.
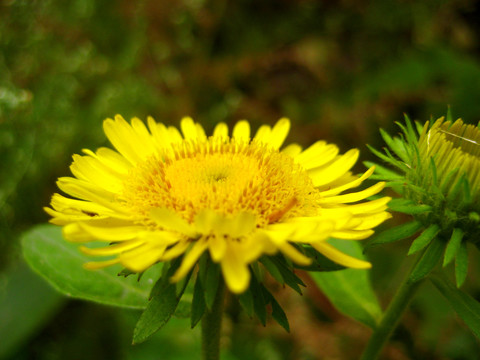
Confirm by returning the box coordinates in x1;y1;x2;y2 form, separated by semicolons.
122;136;321;228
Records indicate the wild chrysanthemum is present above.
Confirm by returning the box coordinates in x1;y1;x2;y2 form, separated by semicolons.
367;113;480;286
46;115;390;294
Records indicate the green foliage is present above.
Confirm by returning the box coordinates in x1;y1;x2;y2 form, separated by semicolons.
431;275;480;339
22;224;160;309
4;0;480;358
133;259;191;344
310;240;382;329
0;262;64;359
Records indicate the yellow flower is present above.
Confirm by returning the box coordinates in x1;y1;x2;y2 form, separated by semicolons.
45;115;390;293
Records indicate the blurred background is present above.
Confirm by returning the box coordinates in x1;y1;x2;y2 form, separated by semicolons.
1;0;480;359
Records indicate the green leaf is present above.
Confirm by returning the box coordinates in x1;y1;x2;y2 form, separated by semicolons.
431;275;480;339
408;224;440;255
455;241;468;288
133;260;191;344
409;239;444;283
365;220;423;250
443;228;464;267
22;224;160;309
191;276;206;328
310;240;382;329
0;262;65;359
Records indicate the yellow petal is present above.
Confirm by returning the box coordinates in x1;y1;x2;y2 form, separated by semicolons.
63;223;96;242
79;222;145;241
221;243;250;293
320;166;375;197
232;120;250;141
180;116;198;140
309;149;359;187
353;212;392;231
312;242;371;269
319;182;386;204
80;240;143;256
120;244;166;272
83;258;120;269
281;143;302;157
161;240;190;260
278;242;312;265
331;229;375;240
213;122;229;139
253;125;272;143
208;234;226;262
171;239;208;282
269;118;290;149
150;208;197;237
295;141;339;170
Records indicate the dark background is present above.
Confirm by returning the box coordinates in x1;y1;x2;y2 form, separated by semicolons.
1;0;480;359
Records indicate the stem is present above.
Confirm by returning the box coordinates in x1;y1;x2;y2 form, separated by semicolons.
201;280;225;360
360;253;428;360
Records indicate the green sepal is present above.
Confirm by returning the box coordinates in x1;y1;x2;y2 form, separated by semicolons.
364;161;403;181
118;268;137;278
431;275;480;339
408;239;444;283
259;256;285;284
190;275;206;328
365;220;423;250
387;199;432;215
379;128;409;164
132;259;191;344
443;228;464;267
408;224;441;255
366;145;410;172
455;241;468;288
250;274;267;326
294;246;345;272
238;287;254;317
267;255;305;294
202;259;221;310
174;299;191;319
260;285;290;332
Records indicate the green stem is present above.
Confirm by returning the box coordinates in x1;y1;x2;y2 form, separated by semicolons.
201;280;225;360
360;251;430;360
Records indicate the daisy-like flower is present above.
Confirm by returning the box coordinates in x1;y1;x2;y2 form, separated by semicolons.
368;114;480;286
46;115;390;294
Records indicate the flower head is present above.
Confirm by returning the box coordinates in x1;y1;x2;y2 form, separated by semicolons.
46;115;390;293
368;113;480;286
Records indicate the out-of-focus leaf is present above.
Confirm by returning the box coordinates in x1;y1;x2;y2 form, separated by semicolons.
310;240;382;329
431;275;480;339
366;220;423;249
0;262;65;359
22;224;161;309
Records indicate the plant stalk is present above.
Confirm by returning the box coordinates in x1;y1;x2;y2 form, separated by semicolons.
360;249;432;360
201;280;225;360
